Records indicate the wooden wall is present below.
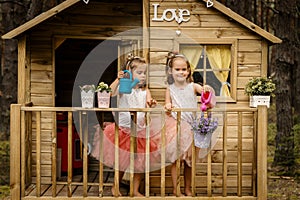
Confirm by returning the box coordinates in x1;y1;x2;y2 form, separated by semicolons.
148;0;266;104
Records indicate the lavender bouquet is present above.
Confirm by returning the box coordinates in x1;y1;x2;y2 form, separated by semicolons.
191;112;218;148
191;113;218;135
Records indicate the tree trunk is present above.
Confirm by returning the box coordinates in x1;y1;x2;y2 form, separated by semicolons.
225;0;254;22
0;1;27;140
272;0;297;174
293;0;300;119
0;0;61;139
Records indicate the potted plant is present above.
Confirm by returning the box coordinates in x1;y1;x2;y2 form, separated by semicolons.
96;82;112;108
191;112;218;148
79;84;95;108
244;76;276;108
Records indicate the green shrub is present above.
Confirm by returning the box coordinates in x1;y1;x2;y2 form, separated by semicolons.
292;124;300;177
268;123;277;146
0;141;9;185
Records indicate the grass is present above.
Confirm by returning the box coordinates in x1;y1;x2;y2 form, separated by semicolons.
0;186;10;199
0;141;10;199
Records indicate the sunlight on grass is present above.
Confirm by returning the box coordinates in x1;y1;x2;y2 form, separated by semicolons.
0;186;10;199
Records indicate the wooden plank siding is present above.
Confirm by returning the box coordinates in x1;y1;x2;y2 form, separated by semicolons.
148;0;264;105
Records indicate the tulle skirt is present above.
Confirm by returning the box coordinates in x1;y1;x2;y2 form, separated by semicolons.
162;115;194;167
91;123;161;173
91;114;196;172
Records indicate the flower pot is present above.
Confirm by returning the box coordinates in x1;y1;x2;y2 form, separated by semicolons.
194;131;213;148
81;90;94;108
249;95;270;108
97;91;110;108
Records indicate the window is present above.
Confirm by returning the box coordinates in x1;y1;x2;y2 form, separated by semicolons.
179;42;237;102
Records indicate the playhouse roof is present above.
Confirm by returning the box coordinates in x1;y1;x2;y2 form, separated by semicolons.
2;0;281;44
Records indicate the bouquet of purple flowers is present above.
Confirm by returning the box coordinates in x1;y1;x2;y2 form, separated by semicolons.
191;112;218;135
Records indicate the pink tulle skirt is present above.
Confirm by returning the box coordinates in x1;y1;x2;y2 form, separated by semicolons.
163;115;193;167
91;115;195;172
91;123;161;173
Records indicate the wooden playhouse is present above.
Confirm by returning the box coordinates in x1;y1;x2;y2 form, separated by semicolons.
3;0;281;199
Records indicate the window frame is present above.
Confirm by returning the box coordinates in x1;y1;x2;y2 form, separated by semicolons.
174;38;238;102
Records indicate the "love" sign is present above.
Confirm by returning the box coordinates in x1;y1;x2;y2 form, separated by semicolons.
152;3;190;24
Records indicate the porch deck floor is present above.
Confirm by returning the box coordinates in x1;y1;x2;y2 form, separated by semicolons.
24;170;255;199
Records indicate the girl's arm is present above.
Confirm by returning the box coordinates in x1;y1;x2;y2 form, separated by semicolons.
110;71;124;96
146;88;157;108
193;82;204;94
164;86;172;110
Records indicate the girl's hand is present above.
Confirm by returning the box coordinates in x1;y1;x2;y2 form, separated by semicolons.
147;99;157;108
164;102;173;111
164;102;173;116
117;71;125;80
203;85;213;93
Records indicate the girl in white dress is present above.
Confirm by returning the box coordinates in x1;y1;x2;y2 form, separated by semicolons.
164;52;215;196
91;55;159;196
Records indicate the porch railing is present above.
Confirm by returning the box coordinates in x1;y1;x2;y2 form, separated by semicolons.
10;104;268;199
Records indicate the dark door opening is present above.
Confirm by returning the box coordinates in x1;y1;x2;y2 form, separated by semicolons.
55;39;119;107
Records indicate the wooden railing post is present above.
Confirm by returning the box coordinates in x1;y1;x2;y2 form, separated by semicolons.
67;111;73;197
10;104;21;200
176;112;181;197
257;106;268;200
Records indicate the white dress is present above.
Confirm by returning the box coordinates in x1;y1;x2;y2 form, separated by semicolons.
118;88;146;131
163;83;197;166
169;83;198;123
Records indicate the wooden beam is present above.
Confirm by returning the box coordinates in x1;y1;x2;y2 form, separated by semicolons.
222;112;228;196
18;36;26;104
160;112;166;197
143;0;150;85
54;38;66;50
261;41;268;77
51;112;57;197
35;111;41;197
145;112;150;197
67;111;73;197
237;112;243;196
257;106;268;199
10;104;21;200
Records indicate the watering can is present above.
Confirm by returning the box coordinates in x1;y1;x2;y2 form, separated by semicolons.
119;70;140;94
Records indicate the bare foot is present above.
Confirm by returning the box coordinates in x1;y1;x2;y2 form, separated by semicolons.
173;190;184;197
134;192;144;197
111;187;122;197
185;188;192;196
